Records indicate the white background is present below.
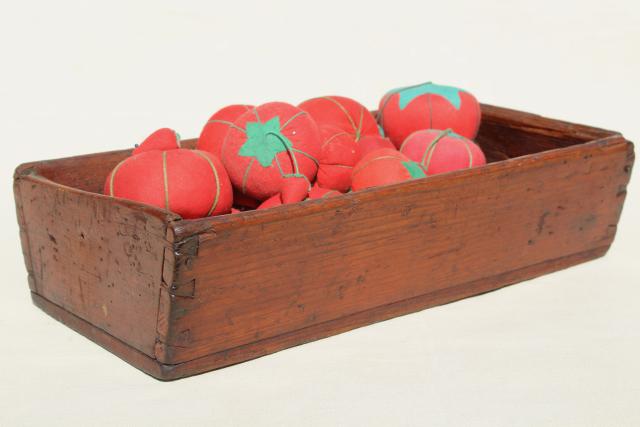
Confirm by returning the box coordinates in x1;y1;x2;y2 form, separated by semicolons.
1;1;639;425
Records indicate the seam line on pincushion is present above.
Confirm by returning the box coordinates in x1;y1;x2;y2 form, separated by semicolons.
320;97;358;135
193;151;221;216
108;158;128;196
162;152;169;210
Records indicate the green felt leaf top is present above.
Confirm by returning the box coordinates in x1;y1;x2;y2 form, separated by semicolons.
238;117;292;167
447;131;466;140
402;161;427;179
386;82;465;110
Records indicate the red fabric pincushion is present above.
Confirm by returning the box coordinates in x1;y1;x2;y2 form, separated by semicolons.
357;135;396;160
257;193;284;210
221;102;321;202
316;126;360;192
299;96;378;141
104;149;233;219
132;128;180;155
307;184;341;199
378;82;481;147
259;184;341;209
197;104;253;158
400;129;486;175
351;148;427;191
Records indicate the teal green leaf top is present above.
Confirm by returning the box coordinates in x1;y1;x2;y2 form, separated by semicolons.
444;130;466;140
402;161;427;179
238;117;292;167
386;82;465;110
377;123;385;137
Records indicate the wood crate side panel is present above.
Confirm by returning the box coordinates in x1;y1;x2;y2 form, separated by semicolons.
476;104;619;161
27;148;132;194
14;169;37;292
163;137;632;364
160;244;610;379
154;232;199;363
31;292;166;379
17;174;174;356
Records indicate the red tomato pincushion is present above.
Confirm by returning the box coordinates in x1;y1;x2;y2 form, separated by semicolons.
357;134;396;159
307;184;341;199
378;82;481;147
400;129;486;175
221;102;321;203
132;128;180;155
299;96;378;141
351;148;427;191
259;184;341;209
256;194;284;210
316;126;360;192
104;149;233;219
197;104;253;158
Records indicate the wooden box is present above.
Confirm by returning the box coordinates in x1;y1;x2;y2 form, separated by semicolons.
13;105;634;380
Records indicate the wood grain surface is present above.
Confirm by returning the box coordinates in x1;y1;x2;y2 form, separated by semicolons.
14;170;178;356
162;135;633;366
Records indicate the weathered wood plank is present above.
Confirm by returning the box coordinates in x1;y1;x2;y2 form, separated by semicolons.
16;172;178;356
159;244;611;380
163;136;632;364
